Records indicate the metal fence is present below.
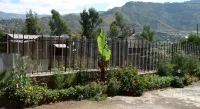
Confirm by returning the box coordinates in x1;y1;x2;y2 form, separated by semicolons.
0;35;200;75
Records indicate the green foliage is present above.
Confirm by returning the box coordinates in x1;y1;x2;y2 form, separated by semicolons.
80;8;102;39
173;53;198;77
49;9;71;36
97;30;111;81
194;67;200;78
107;11;131;39
181;34;200;45
97;31;111;61
107;77;121;96
107;22;120;38
0;27;3;38
158;60;174;76
23;9;41;35
183;75;193;86
52;70;65;89
146;75;174;90
171;76;184;88
141;25;155;43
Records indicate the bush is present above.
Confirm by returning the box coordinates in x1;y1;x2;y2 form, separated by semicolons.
107;77;121;96
183;75;193;86
171;76;184;88
52;70;66;89
194;67;200;78
158;60;174;76
173;53;198;77
146;75;173;90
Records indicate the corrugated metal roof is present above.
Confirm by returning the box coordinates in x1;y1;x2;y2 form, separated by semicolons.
8;34;42;39
53;44;67;48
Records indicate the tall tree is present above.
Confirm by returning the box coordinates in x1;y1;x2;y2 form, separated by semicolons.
80;8;102;39
141;25;155;43
24;9;41;35
0;27;3;38
49;9;71;36
107;11;131;39
107;22;120;38
180;34;200;45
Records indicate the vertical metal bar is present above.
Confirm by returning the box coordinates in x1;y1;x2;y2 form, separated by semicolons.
18;34;19;54
58;36;60;69
87;40;89;69
46;37;48;59
23;34;24;56
73;40;75;70
50;37;52;73
7;34;9;54
138;40;141;70
41;35;44;59
65;39;67;72
62;40;64;68
12;31;14;53
114;40;117;67
27;36;29;56
126;39;129;66
32;39;34;60
118;41;120;67
135;41;137;67
80;39;83;70
93;40;96;69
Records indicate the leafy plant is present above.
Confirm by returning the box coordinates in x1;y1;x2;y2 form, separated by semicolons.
52;70;65;89
183;75;193;86
107;77;121;96
173;53;198;77
97;30;111;81
158;60;174;76
171;76;184;88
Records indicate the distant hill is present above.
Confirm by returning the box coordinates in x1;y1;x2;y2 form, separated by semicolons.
0;0;199;41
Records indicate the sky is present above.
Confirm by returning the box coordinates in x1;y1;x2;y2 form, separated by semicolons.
0;0;190;15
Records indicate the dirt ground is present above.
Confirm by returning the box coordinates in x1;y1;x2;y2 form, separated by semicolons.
30;81;200;109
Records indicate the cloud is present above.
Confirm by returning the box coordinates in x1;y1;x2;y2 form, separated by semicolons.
0;0;190;14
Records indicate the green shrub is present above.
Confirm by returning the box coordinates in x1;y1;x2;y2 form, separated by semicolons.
194;67;200;78
131;75;144;96
173;53;198;77
158;60;174;76
183;75;193;86
171;76;184;88
107;77;121;96
76;71;89;85
64;73;77;88
52;70;66;89
146;75;173;90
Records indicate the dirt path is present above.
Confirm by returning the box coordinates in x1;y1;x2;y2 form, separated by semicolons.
30;81;200;109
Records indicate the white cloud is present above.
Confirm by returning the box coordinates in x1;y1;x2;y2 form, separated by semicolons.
0;0;190;14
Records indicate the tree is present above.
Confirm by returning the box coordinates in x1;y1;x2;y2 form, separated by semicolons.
107;22;120;38
181;34;200;45
0;27;3;38
80;8;102;39
141;25;155;43
49;9;71;36
24;9;41;35
107;11;131;39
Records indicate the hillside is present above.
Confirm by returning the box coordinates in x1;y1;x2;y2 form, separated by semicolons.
0;0;199;38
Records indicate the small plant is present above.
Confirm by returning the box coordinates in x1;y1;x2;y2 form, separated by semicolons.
171;76;184;88
97;30;111;81
107;77;121;96
52;70;65;89
183;75;193;86
158;60;174;76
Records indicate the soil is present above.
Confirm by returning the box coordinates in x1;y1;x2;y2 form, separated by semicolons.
29;81;200;109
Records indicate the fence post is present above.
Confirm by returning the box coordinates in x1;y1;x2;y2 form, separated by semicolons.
49;37;52;73
65;39;67;72
23;34;24;56
12;31;14;53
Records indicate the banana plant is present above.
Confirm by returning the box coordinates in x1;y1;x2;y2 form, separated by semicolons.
97;30;111;81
